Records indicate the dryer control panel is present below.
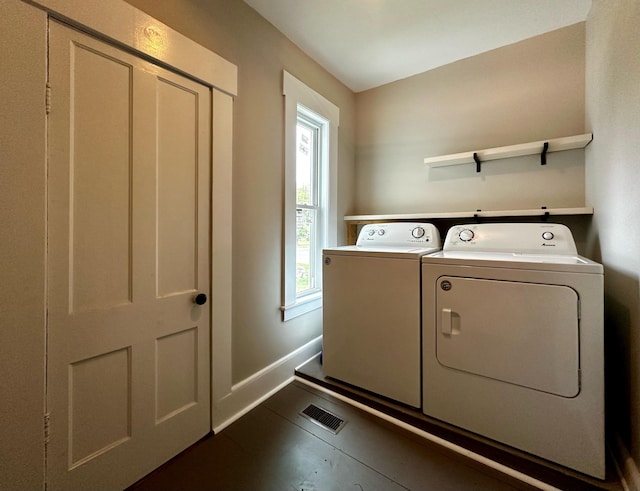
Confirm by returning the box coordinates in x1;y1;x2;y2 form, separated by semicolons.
357;222;441;247
443;223;577;255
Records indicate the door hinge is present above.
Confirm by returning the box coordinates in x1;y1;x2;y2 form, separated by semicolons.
44;412;50;491
44;412;50;445
45;83;51;115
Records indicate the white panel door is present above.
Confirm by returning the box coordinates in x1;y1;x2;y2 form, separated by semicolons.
435;276;579;397
47;21;211;491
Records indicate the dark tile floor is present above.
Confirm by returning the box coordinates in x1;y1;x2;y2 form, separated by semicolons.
128;381;540;491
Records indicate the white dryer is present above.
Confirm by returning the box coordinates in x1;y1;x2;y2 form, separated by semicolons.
323;222;441;407
421;223;604;478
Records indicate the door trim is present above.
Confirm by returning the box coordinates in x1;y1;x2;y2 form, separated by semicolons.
27;0;237;96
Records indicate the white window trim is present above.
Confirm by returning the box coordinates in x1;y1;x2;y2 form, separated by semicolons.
281;71;339;321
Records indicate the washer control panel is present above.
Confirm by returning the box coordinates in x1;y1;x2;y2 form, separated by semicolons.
443;223;578;255
357;222;441;247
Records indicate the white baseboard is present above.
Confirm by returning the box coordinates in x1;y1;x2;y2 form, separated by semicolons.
211;335;322;433
612;433;640;491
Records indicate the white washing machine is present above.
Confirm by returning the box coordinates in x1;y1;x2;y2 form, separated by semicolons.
322;222;441;407
421;223;604;478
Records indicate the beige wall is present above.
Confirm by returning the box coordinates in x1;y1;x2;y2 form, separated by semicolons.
355;23;586;215
124;0;356;382
0;2;47;490
585;0;640;479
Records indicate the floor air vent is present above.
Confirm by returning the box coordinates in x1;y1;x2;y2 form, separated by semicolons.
300;404;346;434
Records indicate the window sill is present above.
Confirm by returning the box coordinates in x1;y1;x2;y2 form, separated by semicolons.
281;293;322;321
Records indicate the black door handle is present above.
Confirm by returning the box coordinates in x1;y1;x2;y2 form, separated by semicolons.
193;293;207;305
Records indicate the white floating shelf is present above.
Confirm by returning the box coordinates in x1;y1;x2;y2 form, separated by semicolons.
344;207;594;222
424;133;593;168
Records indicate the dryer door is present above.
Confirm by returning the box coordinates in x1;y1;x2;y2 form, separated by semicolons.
435;276;579;397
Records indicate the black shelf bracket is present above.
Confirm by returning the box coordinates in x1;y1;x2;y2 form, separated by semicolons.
541;142;549;165
473;152;481;173
541;206;550;221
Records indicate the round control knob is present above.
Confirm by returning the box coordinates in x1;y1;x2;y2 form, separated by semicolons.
377;229;385;236
542;231;554;241
458;229;474;242
193;293;207;305
411;226;425;239
367;229;376;236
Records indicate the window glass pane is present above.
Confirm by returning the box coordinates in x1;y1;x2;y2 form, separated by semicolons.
296;208;316;294
296;123;313;206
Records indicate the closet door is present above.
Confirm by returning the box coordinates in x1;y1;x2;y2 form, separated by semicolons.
47;21;211;490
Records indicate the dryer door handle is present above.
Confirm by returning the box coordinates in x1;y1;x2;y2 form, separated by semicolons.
442;308;453;335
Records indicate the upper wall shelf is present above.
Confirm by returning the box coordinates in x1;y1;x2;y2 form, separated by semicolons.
424;133;593;171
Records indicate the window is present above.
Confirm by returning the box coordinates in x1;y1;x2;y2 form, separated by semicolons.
295;109;323;298
282;71;339;321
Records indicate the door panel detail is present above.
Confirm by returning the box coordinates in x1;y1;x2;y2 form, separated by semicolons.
69;348;131;467
435;276;579;397
156;78;199;297
70;45;133;313
156;327;198;422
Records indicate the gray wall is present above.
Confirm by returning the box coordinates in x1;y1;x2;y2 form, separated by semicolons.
585;0;640;475
355;23;586;215
124;0;356;382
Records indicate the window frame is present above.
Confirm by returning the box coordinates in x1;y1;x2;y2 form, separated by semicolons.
282;71;339;321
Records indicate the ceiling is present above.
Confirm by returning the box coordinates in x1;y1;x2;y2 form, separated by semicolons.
243;0;592;92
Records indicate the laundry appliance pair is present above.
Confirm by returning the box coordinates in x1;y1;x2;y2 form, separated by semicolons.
322;221;604;479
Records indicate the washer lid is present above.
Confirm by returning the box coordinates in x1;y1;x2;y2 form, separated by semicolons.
325;244;440;259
